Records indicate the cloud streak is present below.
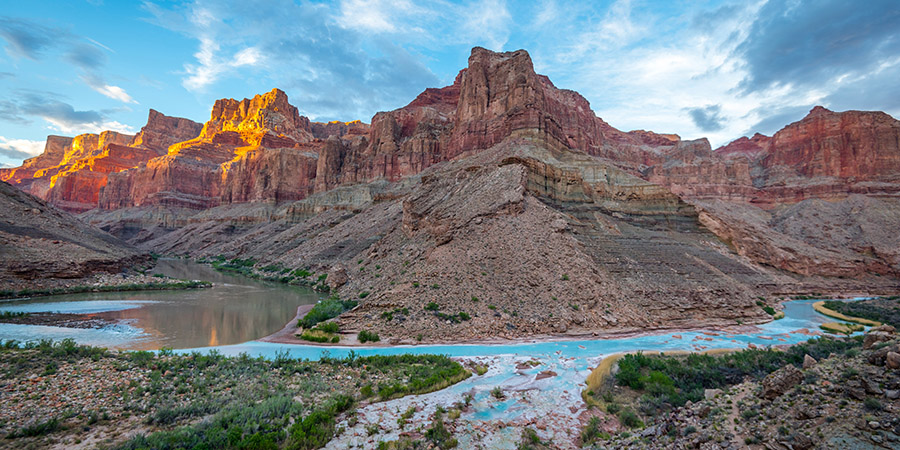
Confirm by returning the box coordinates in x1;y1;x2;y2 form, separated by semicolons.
0;16;137;106
0;90;135;135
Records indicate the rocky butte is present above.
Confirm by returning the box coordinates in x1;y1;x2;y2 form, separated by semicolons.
4;47;900;342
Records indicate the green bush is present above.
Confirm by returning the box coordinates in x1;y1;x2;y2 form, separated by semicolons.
15;417;59;438
618;408;643;428
580;416;610;445
491;386;505;399
425;302;439;311
299;331;330;343
864;397;883;411
358;330;380;343
315;322;340;334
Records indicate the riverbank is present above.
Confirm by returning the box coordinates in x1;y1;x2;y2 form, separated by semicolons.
261;317;789;349
813;300;882;326
0;273;211;301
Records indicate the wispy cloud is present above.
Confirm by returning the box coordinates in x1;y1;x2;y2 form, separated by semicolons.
82;74;138;104
0;90;136;135
0;16;137;106
0;16;55;60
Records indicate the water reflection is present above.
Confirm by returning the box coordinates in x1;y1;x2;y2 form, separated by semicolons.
0;259;321;350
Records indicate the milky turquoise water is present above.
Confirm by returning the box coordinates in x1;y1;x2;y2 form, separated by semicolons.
173;299;845;362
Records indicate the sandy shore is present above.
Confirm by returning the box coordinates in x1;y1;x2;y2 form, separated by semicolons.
259;313;779;348
257;304;315;343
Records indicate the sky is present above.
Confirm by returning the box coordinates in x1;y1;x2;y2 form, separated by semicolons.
1;0;898;167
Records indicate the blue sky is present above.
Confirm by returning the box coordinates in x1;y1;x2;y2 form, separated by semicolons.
1;0;898;167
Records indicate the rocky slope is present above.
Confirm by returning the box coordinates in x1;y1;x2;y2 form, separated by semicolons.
604;326;900;449
0;181;148;291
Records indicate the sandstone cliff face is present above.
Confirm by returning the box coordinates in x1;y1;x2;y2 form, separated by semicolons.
0;110;202;212
131;109;204;151
98;48;707;212
647;106;900;205
0;135;73;194
101;89;326;209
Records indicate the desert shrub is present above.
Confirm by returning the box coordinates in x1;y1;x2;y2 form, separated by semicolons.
358;330;380;343
315;322;340;334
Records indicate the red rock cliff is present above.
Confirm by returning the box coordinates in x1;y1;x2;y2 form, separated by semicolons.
646;107;900;205
0;110;202;212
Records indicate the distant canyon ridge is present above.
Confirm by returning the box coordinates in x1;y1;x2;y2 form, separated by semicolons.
2;47;899;342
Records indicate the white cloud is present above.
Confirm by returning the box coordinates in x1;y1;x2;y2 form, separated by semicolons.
0;136;44;158
183;44;264;91
91;82;137;104
81;74;138;104
233;47;262;66
183;37;221;91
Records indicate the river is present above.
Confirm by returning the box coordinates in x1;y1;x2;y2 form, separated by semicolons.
0;258;867;448
0;259;322;350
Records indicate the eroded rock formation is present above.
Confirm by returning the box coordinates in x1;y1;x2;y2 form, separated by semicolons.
5;46;900;341
0;110;203;213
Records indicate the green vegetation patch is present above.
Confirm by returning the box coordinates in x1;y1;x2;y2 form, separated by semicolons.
613;336;861;418
0;339;468;450
331;353;470;401
299;295;358;329
358;330;380;343
823;299;900;328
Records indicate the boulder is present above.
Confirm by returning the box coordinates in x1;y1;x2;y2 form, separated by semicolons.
803;354;817;369
887;351;900;369
864;332;894;350
326;265;349;290
760;364;802;400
